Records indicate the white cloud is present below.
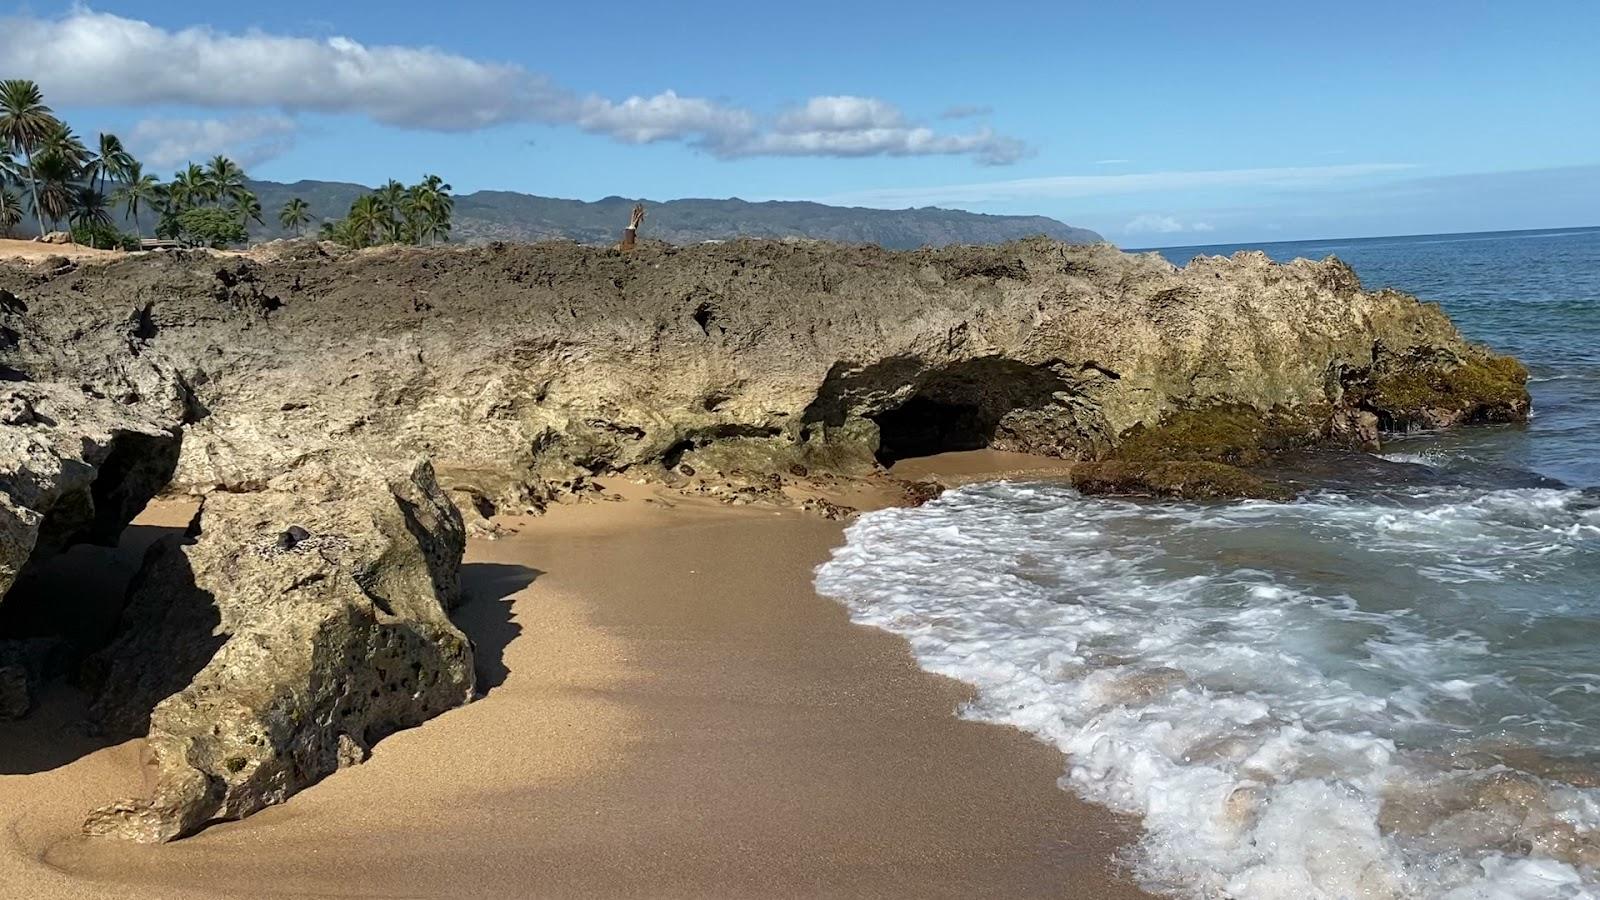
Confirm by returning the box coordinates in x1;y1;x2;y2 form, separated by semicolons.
0;9;1026;165
0;10;562;130
129;115;298;169
778;96;906;132
575;90;755;144
1123;214;1215;234
821;163;1418;206
725;124;1029;166
667;95;1027;165
1094;158;1131;165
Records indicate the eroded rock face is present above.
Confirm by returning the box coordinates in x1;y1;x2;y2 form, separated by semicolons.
81;454;473;843
0;274;197;607
0;240;1531;511
0;237;1531;839
0;382;182;604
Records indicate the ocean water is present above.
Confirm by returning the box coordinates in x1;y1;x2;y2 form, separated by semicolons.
816;227;1600;899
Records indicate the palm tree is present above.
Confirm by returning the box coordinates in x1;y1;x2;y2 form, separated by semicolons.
401;184;425;243
29;150;77;234
0;79;58;238
68;185;113;246
409;174;453;244
278;197;312;237
87;132;132;198
0;187;22;237
345;194;385;249
112;162;160;234
374;179;408;243
231;190;264;228
36;120;89;174
205;155;247;204
168;164;208;210
318;216;366;248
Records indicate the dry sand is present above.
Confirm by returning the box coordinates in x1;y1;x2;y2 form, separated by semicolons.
0;468;1151;899
0;237;125;262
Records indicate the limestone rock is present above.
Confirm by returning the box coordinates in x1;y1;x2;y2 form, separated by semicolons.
0;383;182;605
82;454;474;843
0;236;1536;840
0;239;1529;512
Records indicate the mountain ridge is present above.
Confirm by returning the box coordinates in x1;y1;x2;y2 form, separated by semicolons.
243;179;1103;249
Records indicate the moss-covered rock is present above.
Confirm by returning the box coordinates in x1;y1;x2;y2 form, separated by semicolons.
1344;348;1530;431
1071;460;1294;502
1109;403;1330;467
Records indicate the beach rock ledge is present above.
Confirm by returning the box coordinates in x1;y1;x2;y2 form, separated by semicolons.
81;453;473;842
0;237;1527;837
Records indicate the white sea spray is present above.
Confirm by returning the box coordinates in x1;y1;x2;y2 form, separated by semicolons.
816;482;1600;899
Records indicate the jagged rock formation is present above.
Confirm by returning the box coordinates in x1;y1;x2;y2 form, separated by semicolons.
0;240;1531;515
0;270;195;601
0;236;1528;837
81;454;473;843
0;384;182;602
141;241;1523;505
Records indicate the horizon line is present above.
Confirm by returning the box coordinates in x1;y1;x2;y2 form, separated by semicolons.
1125;223;1600;253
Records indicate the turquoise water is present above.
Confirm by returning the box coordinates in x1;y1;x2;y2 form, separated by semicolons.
819;227;1600;898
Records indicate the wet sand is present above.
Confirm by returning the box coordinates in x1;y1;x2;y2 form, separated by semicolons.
889;448;1080;485
0;471;1150;898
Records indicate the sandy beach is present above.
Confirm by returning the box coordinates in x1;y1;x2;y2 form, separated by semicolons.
0;237;125;262
0;468;1151;899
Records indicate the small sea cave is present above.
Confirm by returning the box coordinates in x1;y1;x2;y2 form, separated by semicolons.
865;358;1072;465
871;395;996;462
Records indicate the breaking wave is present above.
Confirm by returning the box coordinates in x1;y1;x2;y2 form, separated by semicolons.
816;482;1600;898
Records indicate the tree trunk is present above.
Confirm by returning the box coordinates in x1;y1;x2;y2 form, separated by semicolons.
618;203;645;251
22;149;44;239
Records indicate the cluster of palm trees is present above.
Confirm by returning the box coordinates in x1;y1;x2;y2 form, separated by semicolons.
316;175;454;248
1;78;454;251
0;78;268;247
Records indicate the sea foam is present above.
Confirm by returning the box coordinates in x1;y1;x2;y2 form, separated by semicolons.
815;482;1600;899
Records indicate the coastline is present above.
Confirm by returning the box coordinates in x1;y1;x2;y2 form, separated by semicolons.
0;465;1151;899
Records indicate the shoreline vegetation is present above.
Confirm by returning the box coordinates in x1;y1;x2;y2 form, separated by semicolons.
0;79;451;251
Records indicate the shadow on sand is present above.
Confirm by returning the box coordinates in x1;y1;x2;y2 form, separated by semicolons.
453;562;540;696
0;546;540;776
0;522;187;775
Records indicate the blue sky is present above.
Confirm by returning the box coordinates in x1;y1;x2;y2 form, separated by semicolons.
3;1;1597;244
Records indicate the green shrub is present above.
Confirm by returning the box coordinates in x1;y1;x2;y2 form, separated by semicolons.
175;207;248;249
69;222;141;251
155;211;182;241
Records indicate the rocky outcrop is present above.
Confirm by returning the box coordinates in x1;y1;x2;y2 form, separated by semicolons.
0;239;1530;515
0;382;181;605
81;454;473;843
0;237;1529;838
0;273;199;609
